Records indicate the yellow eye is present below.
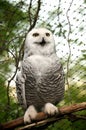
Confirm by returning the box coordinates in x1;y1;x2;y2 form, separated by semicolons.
46;33;50;36
33;33;39;37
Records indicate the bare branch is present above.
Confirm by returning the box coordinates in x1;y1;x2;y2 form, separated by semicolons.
1;102;86;130
28;0;33;25
29;0;41;31
65;0;74;103
67;114;86;122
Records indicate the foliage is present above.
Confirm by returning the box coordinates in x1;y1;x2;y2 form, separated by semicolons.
46;119;86;130
0;0;26;55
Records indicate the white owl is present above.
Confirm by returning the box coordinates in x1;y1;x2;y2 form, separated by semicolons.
16;28;64;123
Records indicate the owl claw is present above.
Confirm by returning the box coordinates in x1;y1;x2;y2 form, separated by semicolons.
24;105;37;124
43;103;59;116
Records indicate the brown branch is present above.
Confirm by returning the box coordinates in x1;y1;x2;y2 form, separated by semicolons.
6;48;19;105
66;113;86;122
28;0;33;25
29;0;41;31
1;102;86;130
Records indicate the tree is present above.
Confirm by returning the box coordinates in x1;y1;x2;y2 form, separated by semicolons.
0;0;86;129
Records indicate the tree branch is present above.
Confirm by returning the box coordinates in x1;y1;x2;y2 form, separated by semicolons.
1;102;86;130
66;113;86;122
29;0;41;31
65;0;74;103
28;0;33;26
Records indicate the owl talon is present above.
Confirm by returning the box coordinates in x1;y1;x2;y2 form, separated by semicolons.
24;105;37;124
43;103;59;116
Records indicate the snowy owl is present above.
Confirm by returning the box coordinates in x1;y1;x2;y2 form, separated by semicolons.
16;28;65;123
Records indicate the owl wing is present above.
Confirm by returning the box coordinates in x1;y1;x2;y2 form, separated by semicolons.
16;59;37;109
16;71;27;110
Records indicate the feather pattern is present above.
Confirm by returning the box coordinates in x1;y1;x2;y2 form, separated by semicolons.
16;54;64;111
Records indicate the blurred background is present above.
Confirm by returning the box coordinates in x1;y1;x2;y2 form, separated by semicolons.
0;0;86;129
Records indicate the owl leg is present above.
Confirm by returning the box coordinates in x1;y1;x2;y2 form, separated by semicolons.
43;103;59;116
24;105;38;124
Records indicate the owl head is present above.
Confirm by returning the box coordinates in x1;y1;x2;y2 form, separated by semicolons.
24;28;56;58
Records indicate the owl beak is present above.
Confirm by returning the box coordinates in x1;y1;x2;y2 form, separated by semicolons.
40;38;46;46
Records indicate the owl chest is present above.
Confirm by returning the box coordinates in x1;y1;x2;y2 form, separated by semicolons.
29;57;51;86
26;60;57;94
25;56;64;107
25;56;55;92
29;55;53;74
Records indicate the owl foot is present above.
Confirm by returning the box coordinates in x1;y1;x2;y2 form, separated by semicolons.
43;103;59;116
24;105;37;124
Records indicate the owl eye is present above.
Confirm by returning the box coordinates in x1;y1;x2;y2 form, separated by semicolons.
46;32;50;37
33;33;39;37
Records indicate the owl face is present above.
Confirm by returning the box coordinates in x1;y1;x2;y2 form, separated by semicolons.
24;28;55;58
